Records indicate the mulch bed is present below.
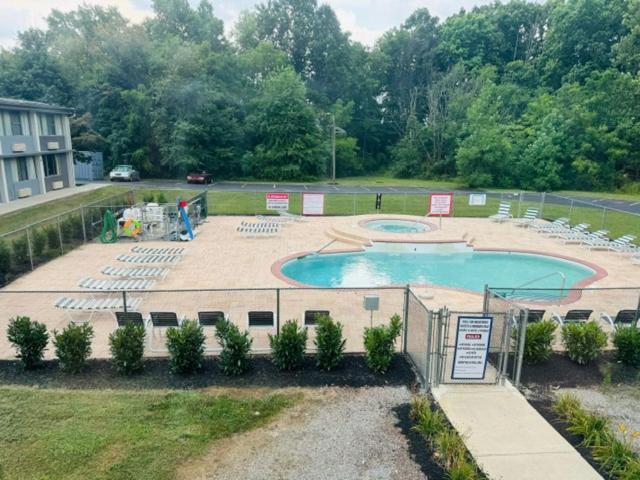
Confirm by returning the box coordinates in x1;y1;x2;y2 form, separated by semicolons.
0;353;419;390
519;352;609;388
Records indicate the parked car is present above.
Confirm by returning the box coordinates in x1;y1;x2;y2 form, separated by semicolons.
109;165;140;182
187;170;213;184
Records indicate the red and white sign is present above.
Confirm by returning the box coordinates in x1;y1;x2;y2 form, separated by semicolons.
266;193;289;211
429;193;453;216
302;193;325;216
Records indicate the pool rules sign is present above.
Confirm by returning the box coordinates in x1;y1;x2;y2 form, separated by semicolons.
451;316;493;380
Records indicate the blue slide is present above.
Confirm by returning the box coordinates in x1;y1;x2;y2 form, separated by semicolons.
177;198;194;240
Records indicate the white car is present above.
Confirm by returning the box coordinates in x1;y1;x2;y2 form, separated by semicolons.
109;165;140;182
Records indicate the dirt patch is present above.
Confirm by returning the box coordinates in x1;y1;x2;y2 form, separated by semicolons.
177;386;427;480
0;353;418;390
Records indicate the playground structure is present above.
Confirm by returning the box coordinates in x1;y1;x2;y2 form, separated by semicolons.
100;193;205;243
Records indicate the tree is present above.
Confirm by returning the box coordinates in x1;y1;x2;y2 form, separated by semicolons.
245;68;325;180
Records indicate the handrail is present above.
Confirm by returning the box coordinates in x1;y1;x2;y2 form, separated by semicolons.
314;239;337;255
510;271;566;293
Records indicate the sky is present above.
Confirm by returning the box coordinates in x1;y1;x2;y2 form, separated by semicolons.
0;0;535;49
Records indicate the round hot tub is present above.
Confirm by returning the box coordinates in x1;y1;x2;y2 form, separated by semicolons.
364;219;430;234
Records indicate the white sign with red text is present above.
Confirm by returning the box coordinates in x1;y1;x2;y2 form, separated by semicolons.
266;193;289;211
451;316;493;380
429;193;453;216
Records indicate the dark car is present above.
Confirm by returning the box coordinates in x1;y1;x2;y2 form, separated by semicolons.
186;170;213;184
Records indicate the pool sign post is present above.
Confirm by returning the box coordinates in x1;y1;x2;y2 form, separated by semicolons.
451;316;493;380
428;193;453;228
266;193;289;211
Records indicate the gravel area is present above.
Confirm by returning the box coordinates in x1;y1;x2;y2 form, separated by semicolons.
178;386;427;480
559;386;640;451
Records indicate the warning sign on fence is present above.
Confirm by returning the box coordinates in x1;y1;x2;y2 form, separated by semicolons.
428;193;453;216
451;316;493;380
266;193;289;211
302;193;325;215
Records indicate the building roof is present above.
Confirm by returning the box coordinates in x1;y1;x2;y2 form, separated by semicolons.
0;97;73;115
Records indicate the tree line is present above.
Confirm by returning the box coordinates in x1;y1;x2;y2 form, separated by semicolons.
1;0;639;191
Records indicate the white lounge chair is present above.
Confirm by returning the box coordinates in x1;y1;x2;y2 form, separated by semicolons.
513;208;539;228
555;223;590;240
562;229;607;245
608;235;638;254
101;266;169;278
131;246;185;255
116;254;181;264
279;211;306;222
489;203;512;223
532;217;569;234
79;277;155;290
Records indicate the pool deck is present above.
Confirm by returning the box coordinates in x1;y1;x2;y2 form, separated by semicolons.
1;214;638;359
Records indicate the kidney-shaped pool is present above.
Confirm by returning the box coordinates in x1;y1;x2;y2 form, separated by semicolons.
278;242;600;300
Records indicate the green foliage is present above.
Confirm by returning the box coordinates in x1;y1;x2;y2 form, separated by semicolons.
0;239;10;279
11;235;30;267
522;320;557;364
108;323;146;375
44;224;60;252
7;316;49;369
31;228;47;258
363;314;402;373
553;393;583;419
613;326;640;367
215;318;252;375
411;396;447;438
561;321;608;365
53;322;94;373
269;319;308;371
156;192;168;204
567;411;611;448
313;314;346;371
166;320;206;374
142;192;155;203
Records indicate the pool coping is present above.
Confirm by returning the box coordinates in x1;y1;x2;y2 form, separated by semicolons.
270;242;608;306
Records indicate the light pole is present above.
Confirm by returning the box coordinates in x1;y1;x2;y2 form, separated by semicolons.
328;113;346;183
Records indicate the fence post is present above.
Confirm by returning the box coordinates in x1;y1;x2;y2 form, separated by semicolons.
26;227;34;271
276;288;280;334
601;208;607;230
517;191;523;218
426;309;434;388
539;192;546;218
57;217;64;254
568;199;574;223
514;309;528;389
122;291;128;313
482;284;490;314
352;193;356;215
80;206;87;243
403;192;407;214
402;285;410;354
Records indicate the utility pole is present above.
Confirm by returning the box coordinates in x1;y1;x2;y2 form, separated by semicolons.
331;113;336;182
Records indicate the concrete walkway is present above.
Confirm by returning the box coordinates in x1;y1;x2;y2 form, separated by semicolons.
0;182;108;216
433;383;602;480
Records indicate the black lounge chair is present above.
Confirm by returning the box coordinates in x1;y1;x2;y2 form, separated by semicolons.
198;311;225;326
552;309;593;325
600;310;639;329
115;311;145;327
526;310;546;323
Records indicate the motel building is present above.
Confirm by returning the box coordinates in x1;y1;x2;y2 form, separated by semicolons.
0;97;75;204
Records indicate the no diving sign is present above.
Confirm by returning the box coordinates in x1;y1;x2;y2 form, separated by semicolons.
451;316;493;380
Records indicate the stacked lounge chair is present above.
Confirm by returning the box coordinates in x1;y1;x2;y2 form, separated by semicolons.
79;277;155;290
237;222;282;236
513;208;539;228
116;253;182;264
531;217;569;234
561;229;607;245
101;266;169;278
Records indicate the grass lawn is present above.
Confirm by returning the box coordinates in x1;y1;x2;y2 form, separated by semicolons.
0;386;297;480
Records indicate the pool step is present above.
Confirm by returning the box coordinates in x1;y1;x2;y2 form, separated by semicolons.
325;227;371;248
328;226;372;246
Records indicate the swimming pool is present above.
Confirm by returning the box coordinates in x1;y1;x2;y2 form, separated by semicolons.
365;219;430;234
279;243;597;298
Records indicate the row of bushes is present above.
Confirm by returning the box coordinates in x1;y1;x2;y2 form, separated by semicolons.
554;394;640;478
521;320;640;367
411;396;486;479
7;314;403;376
142;192;168;204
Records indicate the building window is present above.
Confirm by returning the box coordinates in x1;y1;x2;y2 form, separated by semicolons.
17;158;30;181
10;112;23;136
304;310;330;326
248;311;274;327
41;114;56;135
44;154;58;177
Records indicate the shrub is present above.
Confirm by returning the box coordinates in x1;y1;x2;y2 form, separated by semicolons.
12;235;30;267
553;393;582;419
363;314;402;373
593;438;636;476
567;411;611;448
0;239;11;280
269;320;307;371
142;192;155;203
109;323;146;375
215;318;252;375
166;319;205;374
435;429;467;470
561;321;608;365
410;396;446;438
613;326;640;368
522;320;557;364
156;192;168;204
53;322;94;373
31;228;47;258
7;316;49;369
44;224;60;252
314;314;346;371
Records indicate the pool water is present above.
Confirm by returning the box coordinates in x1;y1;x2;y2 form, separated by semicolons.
280;243;595;298
365;219;429;233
